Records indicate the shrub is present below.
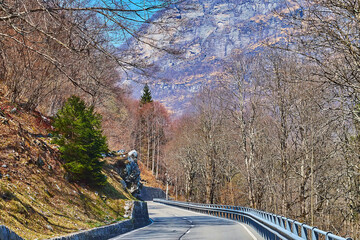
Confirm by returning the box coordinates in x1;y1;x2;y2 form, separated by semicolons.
52;96;108;186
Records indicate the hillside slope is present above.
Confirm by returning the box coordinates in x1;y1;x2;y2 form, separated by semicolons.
0;85;135;239
138;161;165;190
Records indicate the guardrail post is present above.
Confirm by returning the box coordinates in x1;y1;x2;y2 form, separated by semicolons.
276;216;281;226
293;221;299;236
273;214;277;224
311;227;318;240
286;219;292;232
280;217;285;228
325;232;331;240
301;224;308;239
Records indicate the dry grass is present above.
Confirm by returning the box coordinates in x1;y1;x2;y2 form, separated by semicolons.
137;161;181;200
0;85;135;240
137;161;165;190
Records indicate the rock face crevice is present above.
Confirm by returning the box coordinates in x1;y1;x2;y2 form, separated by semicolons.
0;201;151;240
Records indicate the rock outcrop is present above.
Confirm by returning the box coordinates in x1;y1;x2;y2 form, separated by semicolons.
119;150;142;194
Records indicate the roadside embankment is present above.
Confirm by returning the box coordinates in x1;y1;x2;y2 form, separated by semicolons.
0;201;150;240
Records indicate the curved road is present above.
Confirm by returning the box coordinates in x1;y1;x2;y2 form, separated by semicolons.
110;201;264;240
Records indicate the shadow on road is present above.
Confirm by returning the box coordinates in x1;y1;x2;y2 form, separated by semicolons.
153;215;237;226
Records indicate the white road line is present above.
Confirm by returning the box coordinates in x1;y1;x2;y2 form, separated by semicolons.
153;202;262;240
111;218;154;239
238;222;258;240
179;218;195;240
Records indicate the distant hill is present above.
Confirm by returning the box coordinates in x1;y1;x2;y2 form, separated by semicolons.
122;0;294;115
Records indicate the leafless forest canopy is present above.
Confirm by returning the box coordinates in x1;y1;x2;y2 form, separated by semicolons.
1;0;360;238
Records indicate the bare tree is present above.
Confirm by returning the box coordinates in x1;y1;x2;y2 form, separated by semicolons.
0;0;178;111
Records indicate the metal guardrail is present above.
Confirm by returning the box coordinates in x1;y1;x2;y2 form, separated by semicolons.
153;199;352;240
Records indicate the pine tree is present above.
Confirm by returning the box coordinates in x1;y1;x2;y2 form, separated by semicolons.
52;96;108;186
140;83;153;104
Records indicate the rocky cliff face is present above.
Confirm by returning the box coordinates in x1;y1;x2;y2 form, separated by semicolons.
123;0;293;114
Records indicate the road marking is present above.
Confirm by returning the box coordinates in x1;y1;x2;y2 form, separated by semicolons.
153;202;261;240
238;222;258;240
179;218;195;240
111;218;154;239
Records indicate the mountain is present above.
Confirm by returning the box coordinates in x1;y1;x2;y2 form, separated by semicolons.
122;0;295;115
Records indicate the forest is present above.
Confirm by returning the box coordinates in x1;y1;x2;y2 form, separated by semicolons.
0;0;359;239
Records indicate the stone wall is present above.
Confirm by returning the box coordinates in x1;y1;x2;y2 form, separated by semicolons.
0;226;23;240
0;201;150;240
135;186;166;201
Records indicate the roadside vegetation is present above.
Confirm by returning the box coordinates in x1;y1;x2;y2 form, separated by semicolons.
0;1;173;238
1;0;360;239
0;85;135;239
52;96;108;186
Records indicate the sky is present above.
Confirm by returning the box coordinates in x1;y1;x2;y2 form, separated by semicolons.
94;0;164;46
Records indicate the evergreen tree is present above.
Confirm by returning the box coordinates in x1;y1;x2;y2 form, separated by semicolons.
52;96;108;186
140;83;153;104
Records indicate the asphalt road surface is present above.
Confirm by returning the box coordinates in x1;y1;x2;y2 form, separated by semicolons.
110;201;264;240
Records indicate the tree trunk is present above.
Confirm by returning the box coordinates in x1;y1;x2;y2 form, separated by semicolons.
147;122;151;169
152;125;156;174
156;135;160;179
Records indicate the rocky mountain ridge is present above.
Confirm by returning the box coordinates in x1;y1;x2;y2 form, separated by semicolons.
123;0;296;114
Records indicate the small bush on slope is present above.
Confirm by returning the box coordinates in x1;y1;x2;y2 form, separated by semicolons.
52;96;108;186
